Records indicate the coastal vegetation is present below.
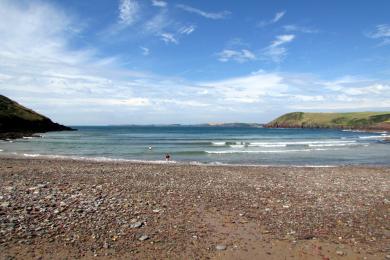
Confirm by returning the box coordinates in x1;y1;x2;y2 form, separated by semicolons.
0;95;73;139
266;111;390;130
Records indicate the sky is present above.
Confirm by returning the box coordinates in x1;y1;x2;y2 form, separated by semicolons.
0;0;390;125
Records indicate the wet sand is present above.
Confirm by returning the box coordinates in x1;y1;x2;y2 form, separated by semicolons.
0;157;389;259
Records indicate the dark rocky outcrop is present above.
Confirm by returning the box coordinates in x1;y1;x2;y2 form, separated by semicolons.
0;95;74;139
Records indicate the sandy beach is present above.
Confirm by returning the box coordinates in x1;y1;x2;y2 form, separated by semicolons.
0;157;389;259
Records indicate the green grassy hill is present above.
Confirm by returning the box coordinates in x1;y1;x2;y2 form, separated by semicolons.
266;112;390;130
0;95;73;138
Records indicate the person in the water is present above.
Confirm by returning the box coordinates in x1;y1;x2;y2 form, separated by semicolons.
165;153;170;161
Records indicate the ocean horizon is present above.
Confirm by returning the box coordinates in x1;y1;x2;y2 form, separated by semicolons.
1;126;389;166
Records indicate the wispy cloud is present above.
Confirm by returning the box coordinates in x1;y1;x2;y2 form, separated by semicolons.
272;11;286;23
366;24;390;46
179;25;196;35
144;9;171;34
176;4;230;20
217;49;256;63
118;0;139;26
258;10;286;27
151;0;167;8
263;34;295;62
140;46;150;56
283;25;318;33
160;33;178;44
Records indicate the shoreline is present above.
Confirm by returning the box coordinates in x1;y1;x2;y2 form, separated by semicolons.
1;157;389;259
1;153;390;168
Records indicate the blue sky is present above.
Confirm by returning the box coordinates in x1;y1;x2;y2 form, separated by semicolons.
0;0;390;125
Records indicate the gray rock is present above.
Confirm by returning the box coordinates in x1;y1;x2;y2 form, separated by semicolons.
130;221;143;228
216;244;227;251
336;250;344;256
385;255;390;260
139;235;149;241
1;202;10;207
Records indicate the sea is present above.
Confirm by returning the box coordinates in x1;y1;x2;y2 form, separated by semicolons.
0;126;389;166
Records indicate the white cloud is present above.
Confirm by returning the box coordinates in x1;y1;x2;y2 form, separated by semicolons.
140;47;150;56
263;34;295;62
160;33;178;44
272;11;286;23
217;49;256;63
176;4;230;20
258;10;286;27
367;24;390;38
118;0;139;26
144;10;171;34
179;25;196;35
201;72;287;103
283;25;318;33
366;24;390;46
151;0;167;8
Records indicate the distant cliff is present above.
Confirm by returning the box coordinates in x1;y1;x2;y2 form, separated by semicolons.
266;112;390;130
0;95;74;139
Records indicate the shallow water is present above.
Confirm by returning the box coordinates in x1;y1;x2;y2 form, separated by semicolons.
0;126;389;166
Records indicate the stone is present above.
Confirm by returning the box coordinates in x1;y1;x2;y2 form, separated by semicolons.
216;245;227;251
336;250;344;256
1;202;10;207
139;235;149;241
130;221;143;228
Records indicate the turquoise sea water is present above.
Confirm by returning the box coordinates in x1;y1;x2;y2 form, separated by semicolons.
0;126;389;166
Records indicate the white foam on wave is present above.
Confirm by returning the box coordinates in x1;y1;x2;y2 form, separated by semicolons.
18;153;179;164
212;142;226;146
23;153;41;157
248;143;286;148
359;135;390;139
0;149;3;152
308;143;359;147
205;148;337;154
229;144;246;148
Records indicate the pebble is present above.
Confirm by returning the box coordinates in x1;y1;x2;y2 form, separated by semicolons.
130;221;143;228
215;245;227;251
385;255;390;260
1;202;10;207
336;250;344;256
139;235;149;241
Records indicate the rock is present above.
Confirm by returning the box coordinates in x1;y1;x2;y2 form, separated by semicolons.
139;235;149;241
336;250;344;256
130;221;143;228
152;209;161;213
385;255;390;260
1;202;10;207
215;244;227;251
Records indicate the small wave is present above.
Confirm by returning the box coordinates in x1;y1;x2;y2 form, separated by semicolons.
248;143;286;148
19;153;179;164
308;143;359;147
0;149;3;152
212;142;226;146
205;148;336;154
248;140;356;146
229;144;246;148
23;153;41;157
23;136;33;139
359;135;390;139
342;129;366;133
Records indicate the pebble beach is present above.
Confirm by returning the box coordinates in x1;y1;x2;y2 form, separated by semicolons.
0;157;389;259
